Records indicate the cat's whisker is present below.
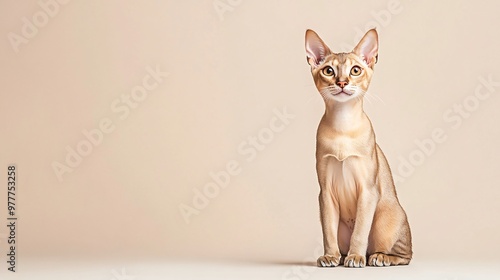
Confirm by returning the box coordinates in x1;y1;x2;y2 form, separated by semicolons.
363;93;373;105
353;88;372;105
320;86;339;92
365;92;385;106
319;90;331;100
356;95;362;104
370;92;386;105
352;88;383;106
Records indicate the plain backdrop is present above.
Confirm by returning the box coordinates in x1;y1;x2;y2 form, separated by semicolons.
1;0;500;274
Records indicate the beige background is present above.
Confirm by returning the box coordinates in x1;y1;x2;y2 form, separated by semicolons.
1;0;500;275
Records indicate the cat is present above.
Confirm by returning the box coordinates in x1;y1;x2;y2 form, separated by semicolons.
305;29;412;267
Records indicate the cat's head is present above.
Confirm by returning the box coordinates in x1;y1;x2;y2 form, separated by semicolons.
305;29;378;103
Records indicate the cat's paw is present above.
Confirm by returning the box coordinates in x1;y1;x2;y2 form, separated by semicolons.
317;252;342;267
344;254;366;268
368;253;392;267
368;253;410;266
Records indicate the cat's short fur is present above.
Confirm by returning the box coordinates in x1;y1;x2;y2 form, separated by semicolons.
305;29;412;267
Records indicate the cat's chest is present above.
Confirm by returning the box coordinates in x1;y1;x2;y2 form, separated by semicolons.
324;155;369;221
318;134;369;161
318;132;376;220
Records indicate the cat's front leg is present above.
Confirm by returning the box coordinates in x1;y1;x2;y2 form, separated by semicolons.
344;185;379;268
317;189;342;267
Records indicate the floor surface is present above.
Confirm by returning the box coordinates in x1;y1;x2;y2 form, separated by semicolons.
3;259;499;280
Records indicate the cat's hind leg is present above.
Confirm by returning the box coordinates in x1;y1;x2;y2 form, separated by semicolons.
367;203;412;266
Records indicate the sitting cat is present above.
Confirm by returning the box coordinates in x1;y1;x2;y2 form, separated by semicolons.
305;29;412;268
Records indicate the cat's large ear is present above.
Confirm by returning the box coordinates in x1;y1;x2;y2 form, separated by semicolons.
353;29;378;68
305;29;331;67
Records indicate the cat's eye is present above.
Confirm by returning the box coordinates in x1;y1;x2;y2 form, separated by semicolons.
322;66;335;77
350;66;362;76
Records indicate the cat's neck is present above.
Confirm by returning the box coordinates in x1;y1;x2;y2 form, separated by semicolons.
323;98;368;132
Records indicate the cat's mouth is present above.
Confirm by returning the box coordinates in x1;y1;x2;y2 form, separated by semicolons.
332;89;354;96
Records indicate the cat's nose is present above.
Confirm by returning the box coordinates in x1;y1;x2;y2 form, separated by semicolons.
337;81;348;88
